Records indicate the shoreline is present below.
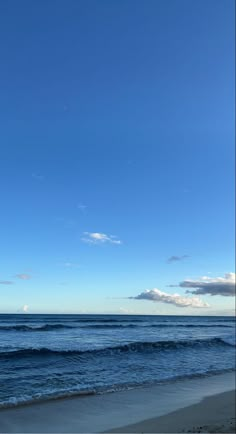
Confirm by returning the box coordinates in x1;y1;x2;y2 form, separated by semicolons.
0;371;234;433
1;369;234;410
105;390;235;433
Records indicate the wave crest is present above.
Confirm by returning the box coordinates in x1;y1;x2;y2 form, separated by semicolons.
1;337;234;359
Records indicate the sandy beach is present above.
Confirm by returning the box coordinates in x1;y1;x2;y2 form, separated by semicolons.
106;390;235;433
0;372;234;433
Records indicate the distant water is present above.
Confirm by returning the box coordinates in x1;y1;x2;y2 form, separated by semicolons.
0;314;235;407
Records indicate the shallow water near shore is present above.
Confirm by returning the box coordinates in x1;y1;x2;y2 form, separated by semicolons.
0;313;235;407
0;371;235;433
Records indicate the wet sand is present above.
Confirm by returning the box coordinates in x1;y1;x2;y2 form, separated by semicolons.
0;371;234;433
106;389;235;433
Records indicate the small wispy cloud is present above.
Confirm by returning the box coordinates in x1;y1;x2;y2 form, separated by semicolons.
62;262;80;268
82;232;122;245
167;255;189;263
22;304;29;312
176;273;236;297
0;280;14;285
15;274;31;280
129;288;209;308
118;307;135;314
32;172;44;181
77;203;87;212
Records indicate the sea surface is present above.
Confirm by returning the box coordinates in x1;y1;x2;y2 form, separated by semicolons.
0;314;235;408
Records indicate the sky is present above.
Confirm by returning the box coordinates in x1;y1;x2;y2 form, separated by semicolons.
0;0;235;315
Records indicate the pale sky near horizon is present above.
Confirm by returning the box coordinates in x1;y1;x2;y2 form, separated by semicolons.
0;0;235;315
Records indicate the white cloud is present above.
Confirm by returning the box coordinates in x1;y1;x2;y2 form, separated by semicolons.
129;288;209;308
0;280;14;285
15;274;31;280
178;273;235;296
82;232;122;245
23;304;29;312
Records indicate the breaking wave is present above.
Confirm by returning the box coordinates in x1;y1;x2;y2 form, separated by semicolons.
1;337;234;359
0;323;233;332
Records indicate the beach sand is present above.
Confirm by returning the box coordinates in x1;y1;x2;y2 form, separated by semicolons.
106;390;235;433
0;372;234;433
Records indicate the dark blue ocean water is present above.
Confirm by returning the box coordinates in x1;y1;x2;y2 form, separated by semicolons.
0;314;235;407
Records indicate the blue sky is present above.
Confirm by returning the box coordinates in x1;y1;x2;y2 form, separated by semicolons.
0;0;235;314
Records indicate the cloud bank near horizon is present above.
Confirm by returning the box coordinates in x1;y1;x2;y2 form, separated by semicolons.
129;288;209;308
174;273;235;297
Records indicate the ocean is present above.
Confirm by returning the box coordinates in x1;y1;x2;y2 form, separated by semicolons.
0;314;235;408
